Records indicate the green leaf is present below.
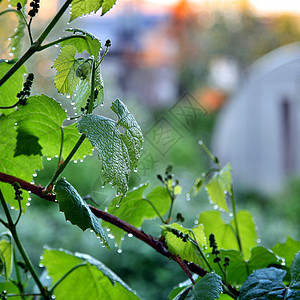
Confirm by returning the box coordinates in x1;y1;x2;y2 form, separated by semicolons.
54;33;104;112
0;60;26;114
42;249;140;300
101;0;117;15
54;179;108;246
62;28;102;57
10;0;27;6
105;184;170;246
8;12;26;58
53;45;81;95
290;251;300;289
162;223;207;267
111;99;143;170
9;95;92;159
0;233;13;279
205;164;232;212
239;267;300;300
0;282;21;299
199;210;257;259
208;247;281;285
70;0;117;21
272;237;300;266
78;100;143;195
0;117;42;209
173;273;222;300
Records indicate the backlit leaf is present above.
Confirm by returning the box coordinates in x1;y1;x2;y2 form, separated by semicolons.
0;117;42;209
0;233;13;279
272;237;300;266
0;60;26;114
70;0;117;21
199;210;257;259
162;223;207;267
42;249;140;299
205;164;232;212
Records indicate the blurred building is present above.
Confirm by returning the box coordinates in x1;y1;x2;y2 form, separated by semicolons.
213;43;300;194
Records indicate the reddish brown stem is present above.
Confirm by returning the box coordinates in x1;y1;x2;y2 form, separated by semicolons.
0;172;239;296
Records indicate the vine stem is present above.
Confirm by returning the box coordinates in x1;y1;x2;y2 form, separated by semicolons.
0;190;50;299
13;248;26;300
230;184;243;256
0;0;73;88
88;56;96;114
143;198;165;224
44;133;86;193
0;174;240;298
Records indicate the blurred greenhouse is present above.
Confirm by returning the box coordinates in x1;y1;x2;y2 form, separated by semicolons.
1;0;300;299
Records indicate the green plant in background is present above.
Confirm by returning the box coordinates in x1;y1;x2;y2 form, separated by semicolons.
0;1;299;299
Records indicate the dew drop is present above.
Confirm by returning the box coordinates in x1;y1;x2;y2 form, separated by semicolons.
71;102;75;105
106;228;110;232
100;103;104;106
4;59;8;62
213;204;218;210
26;203;30;207
33;173;37;177
194;220;199;225
9;53;13;57
47;157;51;161
14;122;18;126
204;187;208;192
11;47;15;51
46;275;51;279
67;117;71;121
11;206;15;210
128;233;133;238
39;255;44;260
256;238;261;244
186;193;191;201
101;185;105;189
28;198;31;202
229;213;233;217
51;295;56;300
117;249;122;254
55;44;59;48
39;263;44;268
73;160;78;163
115;204;119;208
133;168;137;173
198;140;203;145
101;245;106;248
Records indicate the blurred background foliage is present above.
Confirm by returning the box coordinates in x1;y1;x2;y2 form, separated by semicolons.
1;0;300;299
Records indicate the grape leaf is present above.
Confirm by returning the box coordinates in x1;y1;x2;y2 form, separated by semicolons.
239;266;300;300
0;117;42;209
70;0;117;21
162;223;207;267
0;282;20;300
53;45;81;95
290;251;300;289
54;33;104;112
0;233;13;279
77;99;143;195
199;210;257;259
9;94;92;159
111;99;143;170
205;163;232;212
105;184;170;246
6;11;26;58
42;249;140;300
272;237;300;266
208;247;281;285
61;28;102;57
173;273;223;300
0;60;26;114
10;0;27;6
54;178;108;246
